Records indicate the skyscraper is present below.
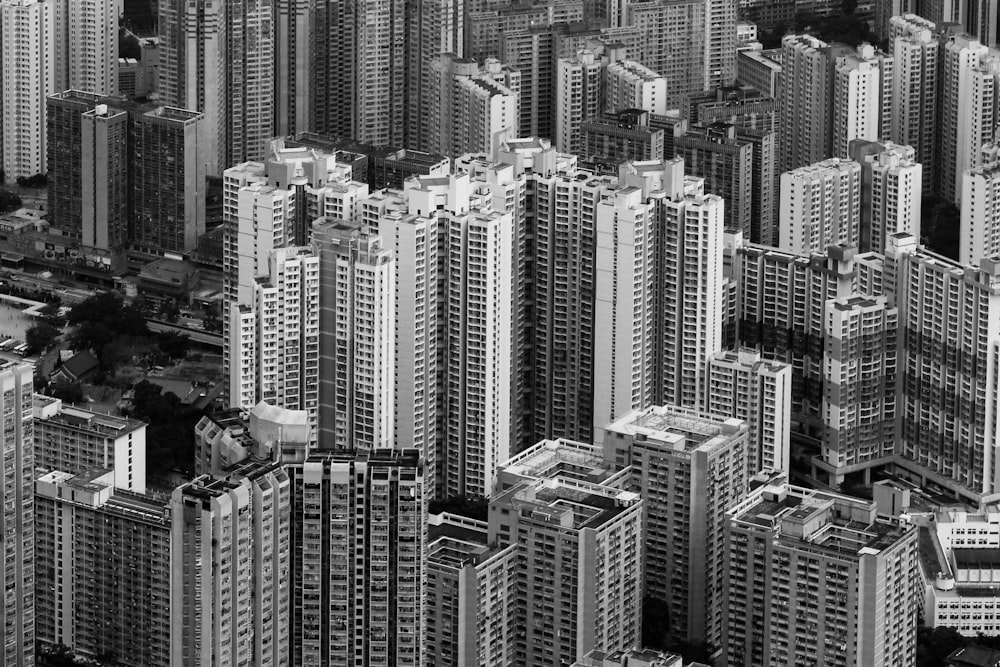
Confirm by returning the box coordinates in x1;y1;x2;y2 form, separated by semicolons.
555;49;608;156
779;158;862;256
779;34;833;173
675;123;753;236
274;0;312;136
0;362;34;666
605;404;749;646
831;44;894;160
890;14;939;193
54;0;117;96
314;219;395;452
961;162;1000;265
725;480;918;666
0;0;56;181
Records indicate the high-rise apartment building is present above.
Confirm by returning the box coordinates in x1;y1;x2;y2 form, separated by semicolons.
689;85;778;131
580;109;667;170
675;123;753;235
229;245;320;429
885;233;1000;500
424;513;519;667
428;54;521;158
131;106;207;257
605;405;749;646
81;104;129;254
705;348;792;474
656;186;725;409
817;295;898;484
556;49;608;156
292;449;424;665
35;469;171;666
939;33;999;204
274;0;311;136
606;60;668;114
55;0;117;96
779;158;862;255
489;474;645;665
169;460;292;666
890;14;939;192
628;0;707;109
158;0;273;171
732;241;857;424
849;139;923;253
0;0;56;181
0;362;34;666
408;0;466;150
32;395;146;493
779;34;833;173
831;44;894;159
314;219;395;452
961;162;1000;265
725;481;918;667
736;48;782;98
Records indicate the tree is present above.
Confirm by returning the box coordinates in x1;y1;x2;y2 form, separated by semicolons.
128;380;202;476
641;596;672;650
157;331;191;360
68;291;148;352
49;382;84;404
25;322;60;352
916;626;968;667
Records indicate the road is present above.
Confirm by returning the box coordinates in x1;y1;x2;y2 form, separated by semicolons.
147;320;223;348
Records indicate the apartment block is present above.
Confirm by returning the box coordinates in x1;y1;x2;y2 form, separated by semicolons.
55;0;117;96
581;109;667;170
0;0;56;181
556;50;609;156
732;241;857;426
816;295;898;484
292;449;424;666
705;348;792;474
604;405;749;646
628;0;707;106
0;362;34;666
424;513;519;667
779;158;862;256
689;85;778;131
849;140;922;254
779;34;833;172
961;162;1000;265
572;649;682;667
890;14;939;193
736;48;782;98
885;234;1000;500
170;460;292;666
724;481;917;667
675;123;753;236
831;44;894;159
428;54;521;158
313;218;395;452
606;60;668;115
34;470;170;666
939;33;999;204
488;475;645;665
32;395;146;493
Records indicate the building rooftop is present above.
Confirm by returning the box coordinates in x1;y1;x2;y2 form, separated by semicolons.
499;438;613;485
35;399;145;438
498;476;641;531
607;404;745;453
948;645;1000;667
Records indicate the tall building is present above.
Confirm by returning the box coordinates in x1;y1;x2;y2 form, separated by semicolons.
779;34;833;173
816;295;898;485
705;348;792;474
961;162;1000;265
628;0;707;109
724;481;918;667
314;218;395;452
131;106;207;257
424;513;519;667
81;104;129;254
274;0;312;136
35;470;171;666
604;404;749;646
158;0;273;171
689;85;778;131
849;139;922;253
228;245;320;430
408;0;466;151
606;60;668;114
428;54;521;158
886;234;1000;500
0;362;34;666
779;158;862;256
489;474;645;665
55;0;117;96
675;123;753;236
580;109;667;170
169;460;292;666
890;14;939;193
736;47;782;99
938;33;998;204
0;0;56;181
656;186;725;409
831;44;893;160
292;449;425;665
33;395;147;493
555;49;608;156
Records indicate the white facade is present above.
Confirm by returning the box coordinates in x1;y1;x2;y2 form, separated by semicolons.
780;34;831;173
890;14;939;190
657;191;725;409
833;45;893;159
314;219;395;452
0;0;56;180
940;35;999;203
57;0;117;96
779;158;862;255
705;349;792;474
555;51;606;157
866;146;922;253
960;163;1000;266
606;60;668;115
